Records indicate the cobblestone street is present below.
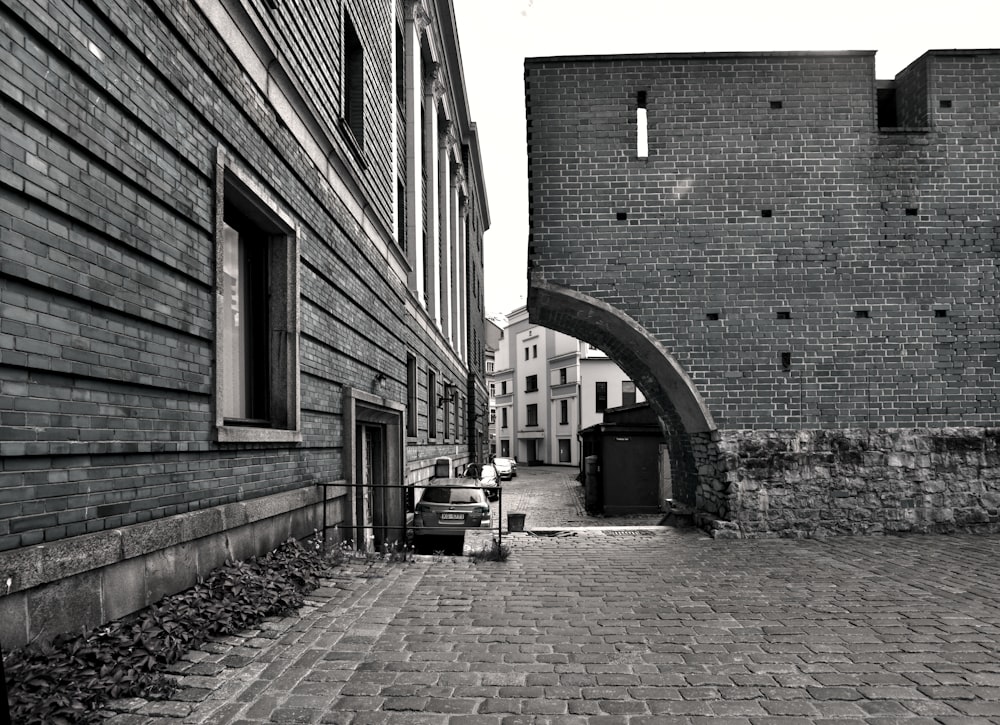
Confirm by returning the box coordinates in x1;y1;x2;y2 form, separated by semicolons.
108;467;1000;724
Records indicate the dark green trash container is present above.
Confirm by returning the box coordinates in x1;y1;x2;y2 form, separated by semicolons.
507;512;526;532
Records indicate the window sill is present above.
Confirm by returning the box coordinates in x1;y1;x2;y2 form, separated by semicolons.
217;426;302;444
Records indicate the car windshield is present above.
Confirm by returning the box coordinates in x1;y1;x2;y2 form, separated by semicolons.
421;486;484;504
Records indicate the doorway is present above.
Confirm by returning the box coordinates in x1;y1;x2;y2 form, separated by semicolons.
344;388;405;554
356;424;389;550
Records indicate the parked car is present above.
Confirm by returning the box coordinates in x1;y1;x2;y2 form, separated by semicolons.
492;456;517;480
412;479;492;542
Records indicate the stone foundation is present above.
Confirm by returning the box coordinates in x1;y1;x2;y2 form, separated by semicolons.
0;486;347;649
704;427;1000;538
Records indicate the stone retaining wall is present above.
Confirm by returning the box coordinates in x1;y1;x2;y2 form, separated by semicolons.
703;427;1000;538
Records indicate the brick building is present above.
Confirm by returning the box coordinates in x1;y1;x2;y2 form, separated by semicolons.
0;0;488;647
525;49;1000;537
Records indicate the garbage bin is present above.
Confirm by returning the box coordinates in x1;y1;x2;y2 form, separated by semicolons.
507;512;526;532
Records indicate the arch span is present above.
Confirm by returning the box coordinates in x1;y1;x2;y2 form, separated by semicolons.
528;281;716;434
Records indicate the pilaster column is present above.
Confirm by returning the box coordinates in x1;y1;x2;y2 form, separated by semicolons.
423;62;441;319
403;1;428;304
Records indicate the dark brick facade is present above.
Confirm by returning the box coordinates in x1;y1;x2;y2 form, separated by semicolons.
525;50;1000;536
0;0;487;644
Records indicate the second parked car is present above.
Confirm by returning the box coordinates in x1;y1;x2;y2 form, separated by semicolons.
492;456;517;480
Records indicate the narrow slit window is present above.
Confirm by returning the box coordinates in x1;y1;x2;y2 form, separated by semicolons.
343;13;365;146
636;91;648;158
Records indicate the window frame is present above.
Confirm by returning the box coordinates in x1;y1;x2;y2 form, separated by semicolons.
526;403;538;427
595;381;608;413
342;10;365;151
214;149;301;444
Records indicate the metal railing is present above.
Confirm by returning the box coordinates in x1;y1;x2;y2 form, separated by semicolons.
318;481;506;554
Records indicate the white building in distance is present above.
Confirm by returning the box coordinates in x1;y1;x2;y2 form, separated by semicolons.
488;307;644;467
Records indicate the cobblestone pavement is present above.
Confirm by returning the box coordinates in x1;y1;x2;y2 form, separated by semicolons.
106;467;1000;724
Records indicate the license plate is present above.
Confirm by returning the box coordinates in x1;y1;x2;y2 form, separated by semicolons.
440;512;465;521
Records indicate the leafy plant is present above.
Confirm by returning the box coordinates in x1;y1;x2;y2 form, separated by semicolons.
468;537;511;563
3;537;331;725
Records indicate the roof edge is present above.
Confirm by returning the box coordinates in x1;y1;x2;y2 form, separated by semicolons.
525;50;876;66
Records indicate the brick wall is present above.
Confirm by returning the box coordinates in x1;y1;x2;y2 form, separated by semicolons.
525;50;1000;535
0;0;482;556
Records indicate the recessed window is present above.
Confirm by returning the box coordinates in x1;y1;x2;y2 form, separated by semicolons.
526;403;538;427
343;13;365;147
427;370;437;438
525;374;538;392
781;352;792;371
622;381;636;407
595;381;608;413
215;160;300;443
559;367;567;385
560;399;569;425
406;354;417;437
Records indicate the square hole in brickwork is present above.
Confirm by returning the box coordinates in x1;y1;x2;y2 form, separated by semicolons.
905;207;919;216
940;99;953;109
706;312;720;321
934;308;948;318
616;211;628;221
761;209;773;218
781;352;792;370
770;100;783;109
776;310;791;320
855;309;870;319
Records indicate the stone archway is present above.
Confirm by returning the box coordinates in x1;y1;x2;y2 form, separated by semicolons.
529;280;729;518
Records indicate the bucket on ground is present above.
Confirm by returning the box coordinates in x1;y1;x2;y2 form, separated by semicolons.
507;512;526;532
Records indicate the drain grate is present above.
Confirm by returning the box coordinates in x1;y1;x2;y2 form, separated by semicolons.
527;530;577;538
603;529;657;537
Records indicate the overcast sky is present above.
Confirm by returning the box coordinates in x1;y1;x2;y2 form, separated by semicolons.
450;0;999;320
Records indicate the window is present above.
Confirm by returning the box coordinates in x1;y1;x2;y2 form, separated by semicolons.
622;381;636;407
490;408;496;425
501;408;508;429
560;399;569;425
595;382;608;413
532;344;538;359
524;347;529;361
501;381;507;395
406;354;417;437
525;374;538;392
636;90;648;158
343;13;365;147
427;370;437;438
489;383;495;396
394;24;404;112
487;361;494;372
559;367;567;385
215;159;299;443
526;403;538;426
